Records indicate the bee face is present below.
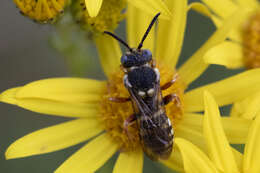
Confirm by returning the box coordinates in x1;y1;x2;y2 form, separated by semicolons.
121;49;152;68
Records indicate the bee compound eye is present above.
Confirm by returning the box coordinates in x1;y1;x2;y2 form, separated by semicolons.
121;55;128;65
121;54;138;68
142;49;152;60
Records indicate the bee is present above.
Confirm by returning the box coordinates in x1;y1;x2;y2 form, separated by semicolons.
104;13;180;160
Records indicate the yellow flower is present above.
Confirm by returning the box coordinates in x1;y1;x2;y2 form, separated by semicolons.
175;91;260;173
14;0;171;27
191;0;260;120
197;0;259;69
82;0;172;18
72;0;126;33
13;0;69;23
72;0;172;33
2;1;258;172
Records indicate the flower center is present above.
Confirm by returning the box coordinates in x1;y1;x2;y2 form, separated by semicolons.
14;0;67;23
72;0;126;34
99;64;185;151
243;11;260;69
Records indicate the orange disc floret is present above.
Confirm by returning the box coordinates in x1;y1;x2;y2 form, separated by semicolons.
243;11;260;69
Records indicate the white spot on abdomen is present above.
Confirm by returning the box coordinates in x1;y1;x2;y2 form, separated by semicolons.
138;91;146;97
147;88;155;97
167;118;171;126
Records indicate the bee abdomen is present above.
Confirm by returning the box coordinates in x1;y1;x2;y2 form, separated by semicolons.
139;111;174;160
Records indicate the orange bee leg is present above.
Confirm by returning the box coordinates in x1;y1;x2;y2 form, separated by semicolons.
108;97;131;102
151;59;156;68
163;93;181;107
123;114;137;141
161;74;179;90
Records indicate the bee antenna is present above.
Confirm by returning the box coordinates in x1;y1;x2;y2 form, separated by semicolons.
104;31;133;52
137;13;161;50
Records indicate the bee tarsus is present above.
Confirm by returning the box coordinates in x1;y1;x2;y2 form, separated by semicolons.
161;74;179;90
123;114;137;141
108;97;131;102
163;93;181;107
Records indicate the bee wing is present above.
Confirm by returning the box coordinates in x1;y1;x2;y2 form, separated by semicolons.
128;87;173;160
128;83;166;128
139;114;173;161
128;88;155;121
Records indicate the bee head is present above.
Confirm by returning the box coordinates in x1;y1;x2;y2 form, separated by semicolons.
121;49;152;68
104;13;160;69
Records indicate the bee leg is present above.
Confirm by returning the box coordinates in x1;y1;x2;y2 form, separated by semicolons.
161;74;179;90
151;59;156;68
123;114;137;141
163;94;181;107
108;97;131;102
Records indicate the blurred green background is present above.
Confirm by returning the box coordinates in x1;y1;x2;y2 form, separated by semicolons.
0;0;242;172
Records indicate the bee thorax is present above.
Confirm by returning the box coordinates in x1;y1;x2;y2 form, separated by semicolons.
127;66;157;91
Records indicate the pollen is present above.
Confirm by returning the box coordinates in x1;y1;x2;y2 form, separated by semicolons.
13;0;67;23
72;0;126;33
242;11;260;69
99;65;185;151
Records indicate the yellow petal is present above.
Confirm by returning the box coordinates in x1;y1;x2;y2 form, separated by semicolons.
21;99;99;117
16;78;106;103
127;4;155;52
188;2;212;18
231;92;260;119
156;0;187;68
0;86;100;117
236;0;259;9
180;113;251;144
203;91;239;172
179;113;204;132
184;69;260;112
175;138;218;173
0;87;20;105
55;133;117;173
160;145;184;173
201;0;237;19
188;3;243;44
232;148;244;171
211;12;248;44
178;9;248;86
0;78;106;108
221;117;251;144
177;113;243;168
189;3;243;43
95;34;122;78
6;119;102;159
243;114;260;173
230;99;247;118
113;150;143;173
204;41;244;68
175;119;205;149
85;0;103;17
127;0;172;20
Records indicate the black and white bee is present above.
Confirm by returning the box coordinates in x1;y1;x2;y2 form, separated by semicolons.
104;13;180;160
